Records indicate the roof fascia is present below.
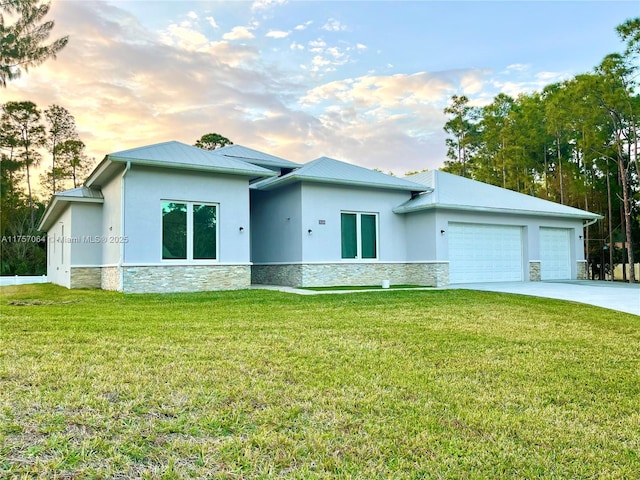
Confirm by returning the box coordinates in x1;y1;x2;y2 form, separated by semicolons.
253;174;429;192
393;203;603;219
107;156;276;178
38;195;104;231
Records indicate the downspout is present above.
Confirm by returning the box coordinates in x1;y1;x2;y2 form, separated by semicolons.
583;217;599;228
119;161;131;291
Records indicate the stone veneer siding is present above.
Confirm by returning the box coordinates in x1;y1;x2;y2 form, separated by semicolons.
69;267;102;289
122;265;251;293
101;266;121;291
529;261;541;281
576;260;587;280
252;262;449;288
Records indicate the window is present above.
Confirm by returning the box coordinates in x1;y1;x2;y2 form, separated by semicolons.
162;201;217;260
341;212;378;259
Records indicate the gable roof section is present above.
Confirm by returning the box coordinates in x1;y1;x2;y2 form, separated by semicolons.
214;145;301;169
86;141;275;187
251;156;429;192
394;170;601;219
38;187;104;231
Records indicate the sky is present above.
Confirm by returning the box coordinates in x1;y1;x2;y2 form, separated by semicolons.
3;0;638;178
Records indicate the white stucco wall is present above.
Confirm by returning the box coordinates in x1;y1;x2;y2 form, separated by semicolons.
122;166;251;265
250;184;302;263
300;183;410;262
404;210;437;261
70;203;103;266
46;207;72;288
101;171;123;266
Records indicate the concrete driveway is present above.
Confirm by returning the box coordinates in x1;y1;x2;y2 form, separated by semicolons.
445;280;640;316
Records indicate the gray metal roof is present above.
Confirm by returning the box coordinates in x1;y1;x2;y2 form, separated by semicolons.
394;170;601;219
214;145;301;169
56;186;104;199
106;141;275;176
38;187;104;231
251;156;429;192
86;141;276;188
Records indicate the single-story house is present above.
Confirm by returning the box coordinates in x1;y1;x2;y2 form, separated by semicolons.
38;140;601;292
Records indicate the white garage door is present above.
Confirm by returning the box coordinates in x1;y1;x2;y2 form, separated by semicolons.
540;228;572;280
449;223;523;284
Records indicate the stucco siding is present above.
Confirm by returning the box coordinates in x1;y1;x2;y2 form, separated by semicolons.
70;203;103;266
46;207;72;288
300;184;410;262
404;210;437;261
101;172;123;266
123;166;251;264
250;184;302;263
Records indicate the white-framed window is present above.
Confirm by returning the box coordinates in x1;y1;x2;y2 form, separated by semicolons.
162;201;218;261
341;211;378;260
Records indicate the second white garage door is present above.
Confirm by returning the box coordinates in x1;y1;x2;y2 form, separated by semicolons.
540;227;572;280
449;223;524;284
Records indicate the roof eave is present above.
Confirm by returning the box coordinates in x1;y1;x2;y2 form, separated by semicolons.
38;195;104;231
254;174;429;192
222;154;301;169
394;203;603;219
107;156;276;178
85;156;111;188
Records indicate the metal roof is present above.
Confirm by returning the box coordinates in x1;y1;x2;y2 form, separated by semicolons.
86;141;275;187
214;145;301;169
38;187;104;231
394;170;602;219
251;156;429;192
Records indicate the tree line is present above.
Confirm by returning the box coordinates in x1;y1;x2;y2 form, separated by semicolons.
0;101;92;274
442;18;640;282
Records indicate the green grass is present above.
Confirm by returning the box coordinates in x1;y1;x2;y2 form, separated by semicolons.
1;284;639;479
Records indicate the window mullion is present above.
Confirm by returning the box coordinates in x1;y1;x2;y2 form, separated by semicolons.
356;213;361;259
187;203;194;260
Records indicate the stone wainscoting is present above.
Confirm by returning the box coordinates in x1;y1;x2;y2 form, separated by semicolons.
252;262;450;288
69;267;102;289
122;265;251;293
528;261;541;281
101;266;121;291
577;260;587;280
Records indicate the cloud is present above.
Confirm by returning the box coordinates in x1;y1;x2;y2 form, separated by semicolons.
4;0;460;187
322;18;347;32
308;39;327;52
505;63;530;73
294;21;313;31
206;16;219;29
160;23;211;51
223;26;255;40
251;0;286;11
266;29;291;39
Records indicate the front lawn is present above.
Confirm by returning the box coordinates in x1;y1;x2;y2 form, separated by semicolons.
1;284;638;478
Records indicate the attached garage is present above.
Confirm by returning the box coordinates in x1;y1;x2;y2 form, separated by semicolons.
540;227;572;280
448;222;524;284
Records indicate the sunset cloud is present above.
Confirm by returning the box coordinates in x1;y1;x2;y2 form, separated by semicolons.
222;26;255;41
3;0;626;191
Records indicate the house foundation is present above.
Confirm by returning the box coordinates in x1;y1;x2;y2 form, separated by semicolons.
252;262;449;288
120;265;251;293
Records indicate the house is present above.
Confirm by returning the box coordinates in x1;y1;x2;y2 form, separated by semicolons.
38;140;601;292
39;141;278;292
